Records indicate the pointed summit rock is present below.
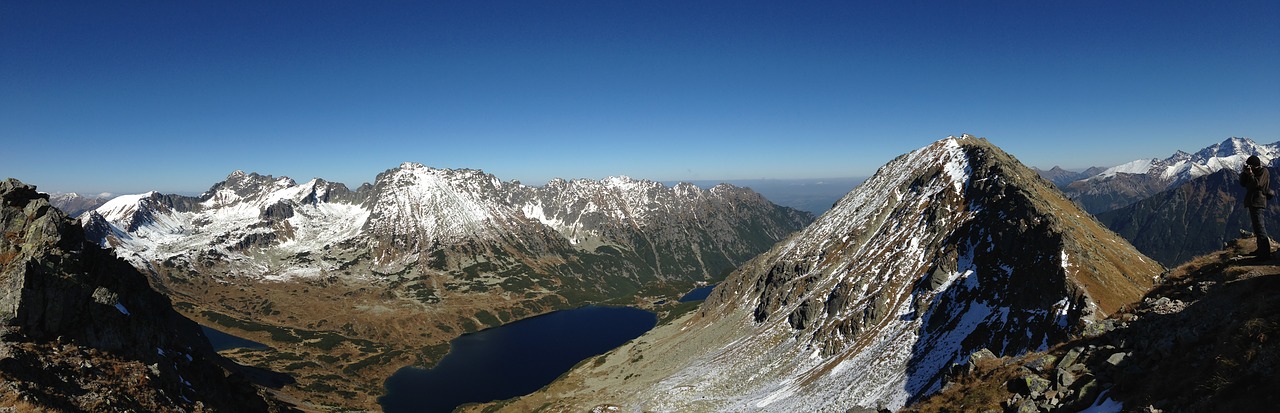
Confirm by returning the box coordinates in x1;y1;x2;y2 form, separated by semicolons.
475;136;1162;412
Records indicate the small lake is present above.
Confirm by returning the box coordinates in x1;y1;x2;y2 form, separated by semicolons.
201;325;268;351
679;283;718;302
379;306;657;413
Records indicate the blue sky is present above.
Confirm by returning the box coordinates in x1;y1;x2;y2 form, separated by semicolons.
3;1;1278;195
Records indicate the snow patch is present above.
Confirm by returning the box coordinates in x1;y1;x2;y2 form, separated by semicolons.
1079;389;1123;413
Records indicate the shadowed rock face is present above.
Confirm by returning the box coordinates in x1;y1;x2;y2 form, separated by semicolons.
0;178;288;412
910;239;1280;413
465;136;1162;413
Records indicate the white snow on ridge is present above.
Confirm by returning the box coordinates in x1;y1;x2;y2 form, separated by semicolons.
90;177;370;281
95;192;159;223
1088;137;1279;186
1094;159;1155;179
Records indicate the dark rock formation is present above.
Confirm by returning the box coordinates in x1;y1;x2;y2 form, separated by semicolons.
909;238;1280;413
0;178;291;412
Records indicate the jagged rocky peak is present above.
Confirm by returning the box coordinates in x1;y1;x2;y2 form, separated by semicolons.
0;178;286;412
202;170;361;208
363;163;518;245
494;136;1161;412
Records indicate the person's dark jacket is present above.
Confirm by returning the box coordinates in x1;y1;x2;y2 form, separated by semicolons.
1241;165;1271;209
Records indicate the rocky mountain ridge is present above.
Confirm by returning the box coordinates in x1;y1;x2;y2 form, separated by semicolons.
466;135;1162;412
87;163;811;283
0;178;290;412
1063;137;1278;213
1032;166;1106;189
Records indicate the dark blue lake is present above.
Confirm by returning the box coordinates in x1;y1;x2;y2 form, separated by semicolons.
201;325;268;351
679;284;718;302
378;306;657;413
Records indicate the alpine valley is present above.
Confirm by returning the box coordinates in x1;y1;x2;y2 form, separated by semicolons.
469;136;1163;412
78;163;813;410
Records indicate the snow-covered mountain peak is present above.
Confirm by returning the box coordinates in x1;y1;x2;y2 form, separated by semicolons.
1089;137;1277;184
87;163;812;282
95;191;161;223
518;137;1159;412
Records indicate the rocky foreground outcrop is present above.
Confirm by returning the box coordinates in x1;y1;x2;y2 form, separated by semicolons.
909;238;1280;412
0;178;291;412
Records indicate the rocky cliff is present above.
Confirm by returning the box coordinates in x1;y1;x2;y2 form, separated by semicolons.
0;178;289;412
909;238;1280;412
466;136;1162;412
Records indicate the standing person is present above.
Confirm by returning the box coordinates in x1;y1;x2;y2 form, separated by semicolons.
1241;155;1272;259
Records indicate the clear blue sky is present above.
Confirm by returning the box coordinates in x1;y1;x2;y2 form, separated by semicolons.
3;1;1278;195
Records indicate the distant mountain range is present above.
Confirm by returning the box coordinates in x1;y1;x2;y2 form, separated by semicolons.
673;177;866;215
1097;165;1280;266
77;163;812;410
474;136;1160;412
46;192;112;217
1032;166;1107;188
1055;137;1279;213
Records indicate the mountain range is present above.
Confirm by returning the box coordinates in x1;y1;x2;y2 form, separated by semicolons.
46;192;111;218
76;163;812;409
469;136;1162;412
1061;137;1279;213
1096;165;1280;266
8;134;1274;411
1032;166;1107;188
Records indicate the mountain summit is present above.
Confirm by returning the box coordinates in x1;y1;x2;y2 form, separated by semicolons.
475;136;1162;412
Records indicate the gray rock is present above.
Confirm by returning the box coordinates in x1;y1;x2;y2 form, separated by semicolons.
1057;369;1078;388
1106;351;1130;367
1012;374;1053;398
1026;353;1057;372
90;287;118;306
1058;347;1084;372
1014;399;1040;413
1062;375;1101;409
1083;319;1119;337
